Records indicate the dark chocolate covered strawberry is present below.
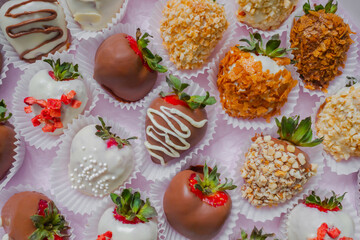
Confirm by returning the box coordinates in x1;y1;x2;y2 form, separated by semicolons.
239;227;278;240
163;163;236;240
144;75;216;165
1;191;70;240
0;99;16;181
241;116;322;207
97;189;158;239
287;191;355;239
94;28;167;102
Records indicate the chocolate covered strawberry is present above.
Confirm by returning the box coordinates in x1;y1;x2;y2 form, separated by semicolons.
24;58;88;134
94;28;167;102
145;75;216;165
287;191;355;239
97;189;158;240
1;191;70;240
239;227;278;240
163;163;236;240
0;99;16;181
241;116;322;207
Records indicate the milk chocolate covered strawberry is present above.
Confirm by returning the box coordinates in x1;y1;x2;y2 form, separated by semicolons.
144;75;216;165
97;189;158;240
287;191;355;239
1;191;70;240
24;59;88;134
241;116;322;206
94;29;167;102
163;163;236;239
0;99;16;181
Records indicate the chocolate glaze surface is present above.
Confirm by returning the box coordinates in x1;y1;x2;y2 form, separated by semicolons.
145;98;208;165
1;191;51;239
0;124;16;180
163;169;231;240
94;33;157;102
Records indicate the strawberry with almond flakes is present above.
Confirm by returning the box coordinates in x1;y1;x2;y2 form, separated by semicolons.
94;28;167;102
163;163;236;240
24;58;88;135
287;191;355;240
97;189;158;240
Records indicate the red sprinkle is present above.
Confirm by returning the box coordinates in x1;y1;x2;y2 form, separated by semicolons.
304;203;340;212
126;35;153;72
112;207;144;225
24;106;32;113
163;95;189;108
97;231;113;240
328;227;341;238
188;173;229;207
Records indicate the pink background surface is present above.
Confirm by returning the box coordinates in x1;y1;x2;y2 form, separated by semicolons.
0;0;360;239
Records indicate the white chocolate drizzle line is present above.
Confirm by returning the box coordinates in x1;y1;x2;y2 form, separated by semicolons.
145;106;207;165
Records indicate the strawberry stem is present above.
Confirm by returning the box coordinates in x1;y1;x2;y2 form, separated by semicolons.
305;191;346;211
0;99;12;123
44;59;82;81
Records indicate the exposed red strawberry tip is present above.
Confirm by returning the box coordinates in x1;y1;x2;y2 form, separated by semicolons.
106;138;118;149
126;35;153;72
304;203;340;212
188;173;228;207
163;95;189;108
112;207;144;225
38;199;49;216
48;71;56;80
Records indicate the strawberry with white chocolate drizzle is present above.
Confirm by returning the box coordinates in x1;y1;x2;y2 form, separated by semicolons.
97;189;158;240
69;117;137;197
24;59;88;134
145;75;216;165
287;191;355;240
241;116;322;207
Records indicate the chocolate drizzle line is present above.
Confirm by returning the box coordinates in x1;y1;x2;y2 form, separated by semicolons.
4;0;68;62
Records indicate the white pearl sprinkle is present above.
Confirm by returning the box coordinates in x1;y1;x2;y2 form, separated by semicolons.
81;146;86;151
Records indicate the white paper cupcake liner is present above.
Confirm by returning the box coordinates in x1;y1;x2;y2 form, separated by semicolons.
234;0;306;38
234;125;325;222
280;188;360;240
286;3;359;97
0;42;10;86
75;22;164;110
0;20;78;71
0;125;25;191
58;0;129;40
83;188;158;239
50;114;142;215
0;184;75;239
312;89;360;175
358;171;360;214
12;51;99;150
149;154;241;240
148;0;236;79
138;78;218;181
207;41;300;130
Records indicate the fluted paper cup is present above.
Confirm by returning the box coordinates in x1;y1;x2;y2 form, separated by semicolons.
149;154;241;240
0;184;75;239
138;78;218;181
0;42;10;86
12;51;99;150
50;115;142;215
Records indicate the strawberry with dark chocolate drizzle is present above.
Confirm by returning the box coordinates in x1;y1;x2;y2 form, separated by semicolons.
0;99;16;180
163;163;236;239
94;28;167;102
145;75;216;165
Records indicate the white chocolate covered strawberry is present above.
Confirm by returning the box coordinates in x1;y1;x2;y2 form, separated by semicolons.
69;117;136;197
24;59;88;135
97;189;158;240
287;191;355;240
